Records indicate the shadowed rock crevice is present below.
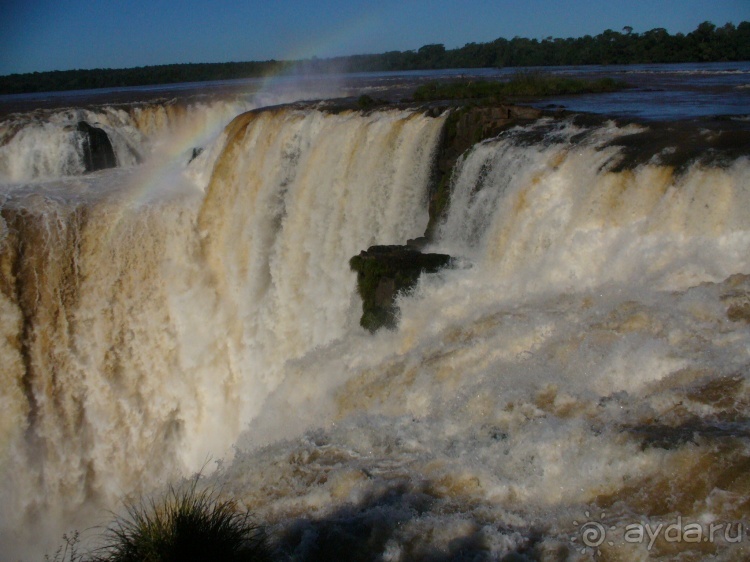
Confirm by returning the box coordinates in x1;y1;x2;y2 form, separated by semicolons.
76;121;117;172
272;483;544;561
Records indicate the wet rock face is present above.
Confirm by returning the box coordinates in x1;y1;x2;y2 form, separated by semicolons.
426;104;543;237
350;245;451;332
435;105;543;178
605;123;750;172
76;121;116;172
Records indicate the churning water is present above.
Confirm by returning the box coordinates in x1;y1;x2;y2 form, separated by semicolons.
1;67;750;560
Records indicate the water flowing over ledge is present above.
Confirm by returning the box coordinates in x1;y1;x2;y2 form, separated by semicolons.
1;98;750;559
0;105;444;557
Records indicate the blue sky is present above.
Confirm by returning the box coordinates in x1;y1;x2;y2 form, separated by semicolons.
1;0;748;75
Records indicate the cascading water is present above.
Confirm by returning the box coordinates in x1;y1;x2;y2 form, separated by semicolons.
0;98;259;182
435;118;750;293
210;115;750;561
1;99;750;561
0;76;369;184
0;104;444;558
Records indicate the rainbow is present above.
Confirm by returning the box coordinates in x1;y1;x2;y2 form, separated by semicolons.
101;8;384;238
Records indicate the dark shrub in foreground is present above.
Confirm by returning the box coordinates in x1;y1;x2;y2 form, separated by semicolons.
89;478;272;562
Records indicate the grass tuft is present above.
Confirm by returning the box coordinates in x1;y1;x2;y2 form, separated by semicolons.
89;477;272;562
46;531;83;562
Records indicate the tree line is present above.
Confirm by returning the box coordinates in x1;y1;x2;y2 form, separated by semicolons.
1;21;748;95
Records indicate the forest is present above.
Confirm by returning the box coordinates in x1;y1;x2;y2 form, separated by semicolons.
0;21;747;95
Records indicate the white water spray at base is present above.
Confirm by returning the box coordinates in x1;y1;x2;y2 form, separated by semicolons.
2;105;750;560
0;106;445;558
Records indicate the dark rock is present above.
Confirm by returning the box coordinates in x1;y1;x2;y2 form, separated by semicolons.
625;417;750;450
406;236;429;250
350;245;451;332
605;124;750;172
76;121;116;172
189;147;204;163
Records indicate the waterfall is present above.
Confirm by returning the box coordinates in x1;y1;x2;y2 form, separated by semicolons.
2;102;750;560
0;99;258;181
434;118;750;293
0;106;445;557
215;114;750;561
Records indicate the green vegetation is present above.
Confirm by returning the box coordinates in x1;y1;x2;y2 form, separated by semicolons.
356;94;390;109
1;21;747;95
357;94;377;109
350;246;451;332
49;478;272;562
93;479;271;561
427;173;454;238
0;60;289;95
413;73;627;102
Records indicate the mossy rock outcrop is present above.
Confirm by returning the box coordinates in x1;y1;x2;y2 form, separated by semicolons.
350;244;451;332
